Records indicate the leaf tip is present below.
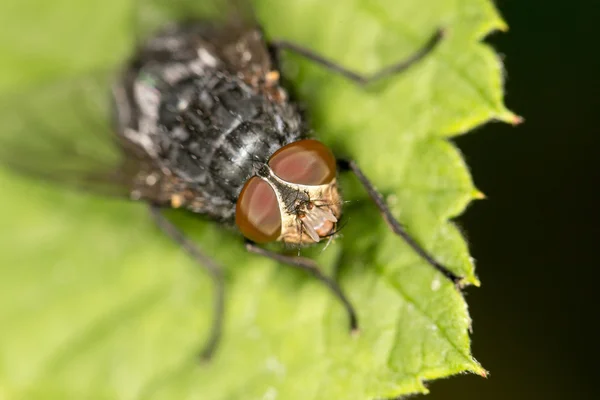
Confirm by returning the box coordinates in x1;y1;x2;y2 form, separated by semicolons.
456;273;480;289
470;277;482;288
472;189;487;200
472;360;490;378
496;18;509;33
462;268;481;287
498;110;524;126
486;3;510;34
509;114;525;126
462;357;488;378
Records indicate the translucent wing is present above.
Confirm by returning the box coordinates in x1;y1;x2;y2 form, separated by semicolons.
0;72;142;198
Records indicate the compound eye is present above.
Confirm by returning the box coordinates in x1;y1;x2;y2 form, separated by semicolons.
268;139;336;185
235;177;281;243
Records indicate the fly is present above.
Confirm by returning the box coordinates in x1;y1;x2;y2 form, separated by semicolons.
0;0;462;360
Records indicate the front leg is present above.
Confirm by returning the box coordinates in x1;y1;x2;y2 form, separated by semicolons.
337;159;463;285
245;241;358;333
270;29;443;86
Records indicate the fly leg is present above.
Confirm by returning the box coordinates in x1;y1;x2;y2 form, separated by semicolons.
149;205;225;360
245;241;358;333
270;29;443;86
337;159;463;286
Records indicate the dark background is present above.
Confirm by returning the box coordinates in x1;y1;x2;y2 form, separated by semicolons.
428;1;598;399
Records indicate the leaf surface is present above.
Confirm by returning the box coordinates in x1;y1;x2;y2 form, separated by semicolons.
0;0;513;398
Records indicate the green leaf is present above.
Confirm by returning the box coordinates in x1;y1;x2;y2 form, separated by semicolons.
0;0;513;398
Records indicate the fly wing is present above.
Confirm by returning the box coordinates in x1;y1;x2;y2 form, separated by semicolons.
0;72;150;199
137;0;272;77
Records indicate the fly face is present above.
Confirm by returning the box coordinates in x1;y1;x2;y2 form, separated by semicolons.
236;139;341;244
0;0;461;360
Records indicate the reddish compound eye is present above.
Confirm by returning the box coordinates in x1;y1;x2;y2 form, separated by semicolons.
268;139;336;185
235;177;281;243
